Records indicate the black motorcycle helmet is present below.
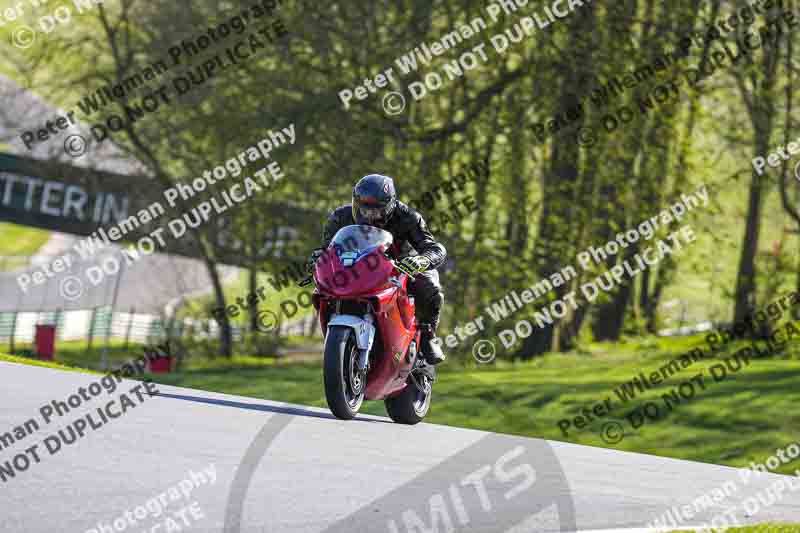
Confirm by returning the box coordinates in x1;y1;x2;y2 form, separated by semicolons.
351;174;397;227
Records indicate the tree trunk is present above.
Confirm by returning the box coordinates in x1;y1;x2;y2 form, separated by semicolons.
733;170;766;324
730;29;781;325
204;255;232;357
248;265;259;333
517;6;597;358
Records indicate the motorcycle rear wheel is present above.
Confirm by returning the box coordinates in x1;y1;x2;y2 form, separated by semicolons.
384;372;431;424
323;325;365;420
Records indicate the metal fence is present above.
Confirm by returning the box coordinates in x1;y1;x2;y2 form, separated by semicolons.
0;306;319;354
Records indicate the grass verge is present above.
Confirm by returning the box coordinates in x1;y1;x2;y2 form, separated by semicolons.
0;352;97;375
11;339;151;370
668;526;800;532
0;222;51;270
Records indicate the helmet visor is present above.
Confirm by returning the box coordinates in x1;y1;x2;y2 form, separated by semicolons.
354;193;394;225
358;204;391;224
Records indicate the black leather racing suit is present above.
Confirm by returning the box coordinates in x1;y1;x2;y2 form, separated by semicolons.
321;201;446;331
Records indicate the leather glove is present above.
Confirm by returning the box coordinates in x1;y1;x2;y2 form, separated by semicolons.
396;255;430;277
306;249;325;273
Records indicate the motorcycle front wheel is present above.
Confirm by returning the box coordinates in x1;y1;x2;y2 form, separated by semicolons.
323;325;365;420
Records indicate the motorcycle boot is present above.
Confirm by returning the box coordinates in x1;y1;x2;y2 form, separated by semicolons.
419;322;445;365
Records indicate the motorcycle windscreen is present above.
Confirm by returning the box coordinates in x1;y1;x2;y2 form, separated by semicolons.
315;226;395;296
329;224;393;258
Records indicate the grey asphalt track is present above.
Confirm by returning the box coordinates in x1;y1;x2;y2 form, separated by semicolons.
1;360;799;533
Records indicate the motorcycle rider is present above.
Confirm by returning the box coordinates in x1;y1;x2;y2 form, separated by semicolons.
311;174;447;365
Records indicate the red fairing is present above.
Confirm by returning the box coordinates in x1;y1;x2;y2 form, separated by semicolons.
397;288;415;330
364;283;416;399
316;297;329;333
314;248;394;297
312;244;420;400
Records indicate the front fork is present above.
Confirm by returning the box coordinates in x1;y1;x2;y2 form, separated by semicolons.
326;313;376;371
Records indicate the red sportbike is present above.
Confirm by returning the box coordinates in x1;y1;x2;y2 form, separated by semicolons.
302;225;436;423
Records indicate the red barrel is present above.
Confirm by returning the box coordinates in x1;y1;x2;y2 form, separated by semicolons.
34;324;56;360
148;356;172;373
